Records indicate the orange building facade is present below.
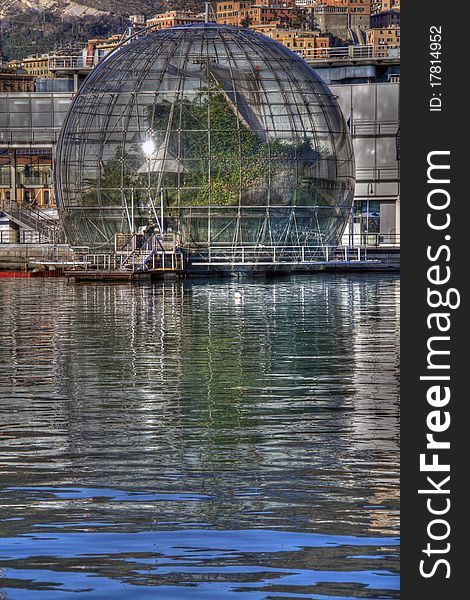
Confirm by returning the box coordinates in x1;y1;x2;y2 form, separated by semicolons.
310;0;370;11
366;25;400;47
347;0;371;15
313;1;347;6
0;153;53;208
216;3;292;27
146;11;206;29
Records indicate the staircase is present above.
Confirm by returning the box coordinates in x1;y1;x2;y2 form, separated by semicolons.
118;232;181;272
0;198;62;243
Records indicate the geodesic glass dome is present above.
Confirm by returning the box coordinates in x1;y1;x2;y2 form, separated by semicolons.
55;23;355;248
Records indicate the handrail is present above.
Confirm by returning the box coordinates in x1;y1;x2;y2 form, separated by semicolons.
46;42;400;75
48;55;99;70
304;44;400;62
0;197;62;243
351;119;400;136
355;166;400;181
190;244;369;265
90;231;183;272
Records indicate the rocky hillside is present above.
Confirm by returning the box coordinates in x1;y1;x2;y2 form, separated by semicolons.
0;0;205;60
0;1;166;19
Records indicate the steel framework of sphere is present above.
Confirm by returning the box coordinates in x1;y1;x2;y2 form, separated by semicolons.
55;23;355;248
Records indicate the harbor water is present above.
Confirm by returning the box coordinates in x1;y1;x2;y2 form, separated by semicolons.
0;275;400;599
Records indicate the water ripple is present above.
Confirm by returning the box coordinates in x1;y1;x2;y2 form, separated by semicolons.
0;275;400;598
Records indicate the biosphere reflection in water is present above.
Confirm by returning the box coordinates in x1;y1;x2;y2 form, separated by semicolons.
0;275;399;598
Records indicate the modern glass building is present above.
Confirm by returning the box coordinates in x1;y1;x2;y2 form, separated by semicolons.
55;23;355;249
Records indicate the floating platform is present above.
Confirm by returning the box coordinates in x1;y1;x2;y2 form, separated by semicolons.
64;269;183;283
62;260;398;283
187;260;399;277
1;239;399;281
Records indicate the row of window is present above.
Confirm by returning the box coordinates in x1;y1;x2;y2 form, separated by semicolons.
25;70;50;76
0;189;51;205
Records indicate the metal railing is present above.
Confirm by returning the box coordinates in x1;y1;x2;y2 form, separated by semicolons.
0;197;62;243
64;233;184;273
48;55;99;70
355;166;400;182
351;233;400;247
351;119;400;137
46;43;399;75
190;245;370;266
70;250;184;273
304;44;400;62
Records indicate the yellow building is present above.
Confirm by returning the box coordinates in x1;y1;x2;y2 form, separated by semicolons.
371;0;399;14
22;55;52;78
367;25;400;47
5;59;23;70
258;28;330;59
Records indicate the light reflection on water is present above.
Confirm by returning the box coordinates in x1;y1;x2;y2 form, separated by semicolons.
0;275;399;598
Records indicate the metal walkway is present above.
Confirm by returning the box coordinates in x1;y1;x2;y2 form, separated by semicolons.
189;244;368;267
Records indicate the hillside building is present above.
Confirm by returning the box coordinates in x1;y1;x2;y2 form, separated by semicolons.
367;26;400;47
22;55;52;78
0;67;35;93
370;9;399;28
146;11;206;29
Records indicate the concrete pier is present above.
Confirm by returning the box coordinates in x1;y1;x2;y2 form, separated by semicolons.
0;243;71;271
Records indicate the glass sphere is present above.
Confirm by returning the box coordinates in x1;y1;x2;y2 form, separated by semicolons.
56;23;355;248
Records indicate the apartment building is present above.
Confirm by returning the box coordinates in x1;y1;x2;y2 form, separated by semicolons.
262;28;330;58
146;11;206;29
216;2;292;27
367;25;400;47
22;55;52;78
